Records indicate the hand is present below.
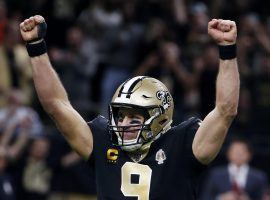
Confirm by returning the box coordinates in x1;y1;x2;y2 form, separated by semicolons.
208;19;237;45
20;15;46;42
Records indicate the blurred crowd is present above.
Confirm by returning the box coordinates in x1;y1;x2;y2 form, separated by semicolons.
0;0;270;199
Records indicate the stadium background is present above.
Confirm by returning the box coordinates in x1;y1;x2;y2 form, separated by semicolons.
0;0;270;199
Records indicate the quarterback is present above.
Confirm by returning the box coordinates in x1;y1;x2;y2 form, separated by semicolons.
20;15;239;199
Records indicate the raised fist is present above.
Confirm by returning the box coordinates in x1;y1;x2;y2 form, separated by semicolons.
20;15;46;42
208;19;237;46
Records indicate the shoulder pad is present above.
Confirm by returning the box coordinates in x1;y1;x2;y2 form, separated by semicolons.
87;115;108;128
177;117;201;129
89;115;108;123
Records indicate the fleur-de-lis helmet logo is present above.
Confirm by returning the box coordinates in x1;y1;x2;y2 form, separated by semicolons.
156;90;172;110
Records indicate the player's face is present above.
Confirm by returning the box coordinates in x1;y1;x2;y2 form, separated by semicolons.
117;108;145;140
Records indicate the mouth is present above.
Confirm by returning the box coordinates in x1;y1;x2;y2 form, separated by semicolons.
122;130;138;140
115;124;143;141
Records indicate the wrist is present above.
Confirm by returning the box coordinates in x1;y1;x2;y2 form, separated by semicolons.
26;39;47;57
28;39;44;44
25;21;47;57
218;43;237;60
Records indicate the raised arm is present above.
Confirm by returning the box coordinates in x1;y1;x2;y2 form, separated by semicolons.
19;15;93;160
192;19;239;165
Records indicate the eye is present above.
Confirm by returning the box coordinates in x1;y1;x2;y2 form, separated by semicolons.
117;112;124;123
130;119;142;125
118;117;123;123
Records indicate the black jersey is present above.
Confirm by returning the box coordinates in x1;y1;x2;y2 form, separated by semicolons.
88;115;206;200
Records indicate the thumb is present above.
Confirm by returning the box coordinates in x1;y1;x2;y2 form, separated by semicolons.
33;15;47;40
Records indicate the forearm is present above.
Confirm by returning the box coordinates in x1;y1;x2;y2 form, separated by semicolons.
31;54;93;159
216;58;239;121
30;53;69;114
193;58;239;164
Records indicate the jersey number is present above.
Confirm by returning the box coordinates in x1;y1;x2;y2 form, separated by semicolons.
121;162;152;200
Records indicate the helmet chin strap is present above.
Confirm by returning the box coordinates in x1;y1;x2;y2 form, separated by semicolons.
160;120;173;134
121;143;142;152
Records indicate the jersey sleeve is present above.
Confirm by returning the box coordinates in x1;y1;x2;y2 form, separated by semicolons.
87;115;109;165
183;117;201;157
180;117;207;173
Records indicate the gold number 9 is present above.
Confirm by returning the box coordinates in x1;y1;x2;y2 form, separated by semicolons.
121;162;152;200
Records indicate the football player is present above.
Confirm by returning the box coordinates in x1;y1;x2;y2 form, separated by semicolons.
20;15;239;199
